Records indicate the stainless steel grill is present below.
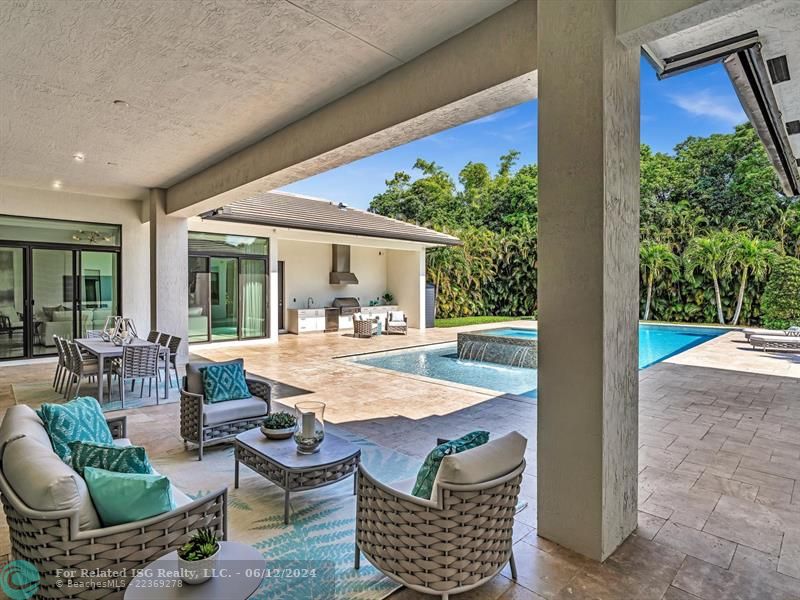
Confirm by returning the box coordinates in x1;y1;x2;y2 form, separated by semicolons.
332;297;360;316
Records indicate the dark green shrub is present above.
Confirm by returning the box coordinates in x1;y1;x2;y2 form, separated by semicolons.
761;256;800;329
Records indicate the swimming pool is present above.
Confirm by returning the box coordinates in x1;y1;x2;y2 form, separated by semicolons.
350;324;724;398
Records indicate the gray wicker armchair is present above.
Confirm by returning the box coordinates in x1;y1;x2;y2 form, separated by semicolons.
355;432;527;599
353;314;379;338
180;359;272;460
0;406;227;599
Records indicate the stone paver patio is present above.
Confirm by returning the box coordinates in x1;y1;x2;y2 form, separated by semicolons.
0;322;798;599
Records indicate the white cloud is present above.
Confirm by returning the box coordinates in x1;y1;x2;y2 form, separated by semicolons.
667;89;746;126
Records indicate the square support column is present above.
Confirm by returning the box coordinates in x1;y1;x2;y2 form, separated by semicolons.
386;248;426;328
268;236;279;342
537;0;640;561
149;188;189;358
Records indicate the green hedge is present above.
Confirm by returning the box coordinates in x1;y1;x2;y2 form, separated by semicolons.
761;256;800;329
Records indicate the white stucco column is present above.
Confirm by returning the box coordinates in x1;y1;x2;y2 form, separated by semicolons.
149;188;189;358
386;248;426;329
537;0;640;561
268;236;279;342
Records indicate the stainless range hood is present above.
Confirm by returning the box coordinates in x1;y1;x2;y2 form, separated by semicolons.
330;244;359;285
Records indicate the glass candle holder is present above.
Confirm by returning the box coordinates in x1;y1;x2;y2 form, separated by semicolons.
293;401;325;454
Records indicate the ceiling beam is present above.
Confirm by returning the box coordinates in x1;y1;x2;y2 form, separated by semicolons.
166;0;537;217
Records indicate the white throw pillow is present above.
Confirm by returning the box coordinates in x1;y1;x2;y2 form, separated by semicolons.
390;311;405;321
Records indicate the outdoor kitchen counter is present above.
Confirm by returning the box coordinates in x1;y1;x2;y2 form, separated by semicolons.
287;305;398;334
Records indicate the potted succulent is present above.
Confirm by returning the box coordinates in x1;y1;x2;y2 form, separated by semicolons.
177;528;220;585
260;411;297;440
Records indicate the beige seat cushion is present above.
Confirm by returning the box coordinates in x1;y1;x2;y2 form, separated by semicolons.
437;431;527;486
0;405;52;449
2;435;101;530
185;358;245;396
202;397;267;426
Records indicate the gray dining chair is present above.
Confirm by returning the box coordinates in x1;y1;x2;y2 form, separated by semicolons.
64;340;105;400
52;336;68;393
112;343;161;408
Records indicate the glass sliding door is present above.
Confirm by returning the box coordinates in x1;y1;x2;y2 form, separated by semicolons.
241;259;266;338
0;247;25;359
79;251;119;337
187;232;269;344
32;248;75;355
210;257;239;341
188;256;210;343
0;216;122;361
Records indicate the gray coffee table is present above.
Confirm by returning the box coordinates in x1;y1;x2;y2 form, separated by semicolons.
234;428;361;524
124;541;264;599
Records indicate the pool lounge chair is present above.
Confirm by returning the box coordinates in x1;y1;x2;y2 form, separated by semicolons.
742;326;800;340
749;334;800;352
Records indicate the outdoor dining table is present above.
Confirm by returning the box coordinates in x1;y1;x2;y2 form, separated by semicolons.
75;337;170;404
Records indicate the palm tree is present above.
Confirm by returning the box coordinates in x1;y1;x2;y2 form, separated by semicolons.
729;234;778;325
640;241;679;320
683;231;734;324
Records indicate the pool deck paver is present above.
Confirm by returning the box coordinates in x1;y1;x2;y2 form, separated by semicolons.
0;322;799;600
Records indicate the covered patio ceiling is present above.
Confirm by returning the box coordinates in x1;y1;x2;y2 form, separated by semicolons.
0;0;515;200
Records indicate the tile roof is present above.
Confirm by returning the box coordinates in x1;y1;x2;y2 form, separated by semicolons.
202;191;461;246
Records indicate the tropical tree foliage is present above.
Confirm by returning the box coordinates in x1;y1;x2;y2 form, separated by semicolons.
370;123;800;323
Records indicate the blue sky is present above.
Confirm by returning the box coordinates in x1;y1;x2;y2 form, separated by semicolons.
282;57;747;209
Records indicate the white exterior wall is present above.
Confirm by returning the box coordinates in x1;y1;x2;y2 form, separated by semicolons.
278;240;387;310
386;249;425;329
0;183;150;334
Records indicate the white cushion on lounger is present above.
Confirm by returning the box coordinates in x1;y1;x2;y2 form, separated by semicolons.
388;320;406;326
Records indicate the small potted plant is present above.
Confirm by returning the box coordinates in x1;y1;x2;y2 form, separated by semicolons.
382;291;394;305
177;528;220;585
260;411;297;440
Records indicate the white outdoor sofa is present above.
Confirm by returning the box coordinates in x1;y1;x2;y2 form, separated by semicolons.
355;431;527;599
0;404;227;599
749;334;800;352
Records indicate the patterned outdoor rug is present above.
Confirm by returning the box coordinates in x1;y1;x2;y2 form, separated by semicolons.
151;426;419;600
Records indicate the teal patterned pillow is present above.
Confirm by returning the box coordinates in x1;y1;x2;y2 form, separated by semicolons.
201;363;250;403
411;431;490;499
38;397;114;462
69;441;152;476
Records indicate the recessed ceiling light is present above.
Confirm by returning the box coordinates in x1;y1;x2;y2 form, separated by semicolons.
112;99;129;107
73;152;85;161
52;180;63;189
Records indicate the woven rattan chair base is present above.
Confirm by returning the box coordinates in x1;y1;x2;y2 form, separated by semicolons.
355;464;523;598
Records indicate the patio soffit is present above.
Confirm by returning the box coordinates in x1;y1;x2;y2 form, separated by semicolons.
0;0;514;200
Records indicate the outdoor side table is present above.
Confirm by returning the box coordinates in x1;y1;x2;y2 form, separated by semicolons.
234;427;361;524
124;541;264;600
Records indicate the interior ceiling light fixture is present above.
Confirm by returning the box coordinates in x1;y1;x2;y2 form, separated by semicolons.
73;152;85;161
52;180;62;189
72;230;112;244
112;99;129;107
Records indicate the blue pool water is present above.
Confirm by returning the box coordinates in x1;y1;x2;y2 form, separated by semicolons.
480;327;539;340
351;324;724;398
